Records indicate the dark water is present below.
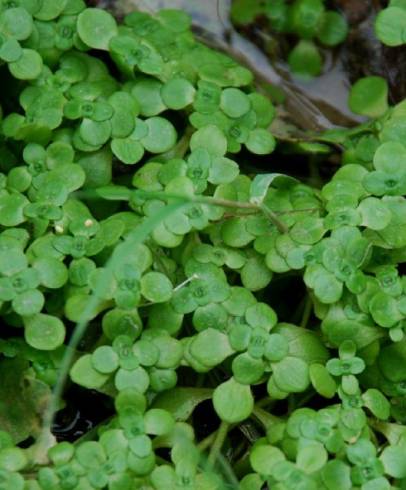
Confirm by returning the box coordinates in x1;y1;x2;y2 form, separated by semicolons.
52;385;114;441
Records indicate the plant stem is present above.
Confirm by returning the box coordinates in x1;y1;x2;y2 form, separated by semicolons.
160;126;194;160
207;421;230;467
198;431;217;452
135;189;259;210
134;189;289;233
212;452;240;489
300;295;313;328
255;397;271;409
258;202;288;233
278;207;319;215
79;187;322;233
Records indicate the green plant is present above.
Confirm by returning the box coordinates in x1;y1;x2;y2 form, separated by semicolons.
0;1;406;489
375;0;406;46
231;0;348;78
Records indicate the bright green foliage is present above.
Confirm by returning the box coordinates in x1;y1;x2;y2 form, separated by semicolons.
349;76;389;118
213;377;254;423
77;8;118;50
288;39;323;79
0;1;404;489
375;5;406;46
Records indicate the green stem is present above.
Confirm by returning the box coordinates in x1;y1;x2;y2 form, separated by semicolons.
197;431;217;452
135;189;258;210
150;248;170;277
212;452;240;488
160;125;194;160
252;407;281;429
134;190;288;233
207;421;230;467
79;187;320;233
278;207;319;215
300;295;313;328
255;397;271;409
79;186;260;210
259;202;288;233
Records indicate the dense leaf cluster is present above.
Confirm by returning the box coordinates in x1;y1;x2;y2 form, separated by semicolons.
0;1;406;489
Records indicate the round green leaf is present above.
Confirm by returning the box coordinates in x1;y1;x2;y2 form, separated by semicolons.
24;313;65;350
362;388;390;420
189;328;234;369
0;447;27;472
12;289;44;316
92;346;119;374
375;7;406;46
381;445;406;478
0;193;28;227
245;302;277;331
272;357;310;393
232;353;265;384
249;93;275;127
132;79;165;116
309;363;336;398
8;49;42;80
0;38;23;64
241;256;273;291
246;128;276;155
213;377;254;423
190;125;227;156
374;141;406;172
358;197;392;230
71;354;109;389
115;366;149;392
349;76;389;118
317;11;348;46
158;9;191;32
0;8;33;40
79;119;111;146
291;217;325;245
297;442;328;473
222;217;255;248
313;269;343;304
369;291;402;328
141;117;177;154
34;0;68;20
111;138;144;165
208;157;239;185
144;408;175;436
290;0;324;38
0;248;27;276
33;258;68;289
77;8;118;50
264;334;289;362
220;88;251;118
75;441;106;468
321;461;351;490
288;40;322;79
161;78;196;110
249;445;285;476
140;272;173;303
